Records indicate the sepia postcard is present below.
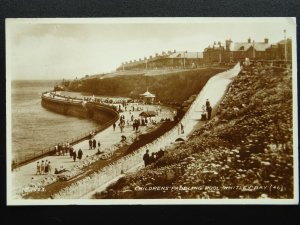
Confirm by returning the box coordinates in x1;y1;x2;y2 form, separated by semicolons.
6;17;298;205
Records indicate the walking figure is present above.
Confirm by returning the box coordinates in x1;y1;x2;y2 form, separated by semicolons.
92;139;97;149
113;123;116;131
206;99;210;109
89;139;93;150
73;150;77;162
207;105;212;120
41;160;45;175
36;161;41;175
143;149;150;167
78;149;83;160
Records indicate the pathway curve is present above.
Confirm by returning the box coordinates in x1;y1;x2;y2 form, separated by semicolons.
9;102;174;200
80;63;241;199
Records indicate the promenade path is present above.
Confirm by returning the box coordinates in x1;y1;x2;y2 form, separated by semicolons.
10;63;240;200
180;62;241;139
81;63;241;199
10;101;174;199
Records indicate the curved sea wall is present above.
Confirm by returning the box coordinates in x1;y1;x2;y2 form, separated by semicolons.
13;95;119;169
41;95;118;124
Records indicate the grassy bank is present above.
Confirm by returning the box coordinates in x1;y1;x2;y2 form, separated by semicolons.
62;68;227;104
95;65;294;199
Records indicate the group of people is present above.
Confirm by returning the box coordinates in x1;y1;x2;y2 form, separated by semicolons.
54;142;73;156
71;148;83;162
89;138;100;150
143;148;165;167
36;160;52;175
201;99;212;121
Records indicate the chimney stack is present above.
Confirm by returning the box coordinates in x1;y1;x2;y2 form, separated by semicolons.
264;38;269;44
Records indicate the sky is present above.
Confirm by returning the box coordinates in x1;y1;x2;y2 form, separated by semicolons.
6;18;296;80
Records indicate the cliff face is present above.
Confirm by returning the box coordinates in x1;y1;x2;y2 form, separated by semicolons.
97;65;293;199
63;68;227;104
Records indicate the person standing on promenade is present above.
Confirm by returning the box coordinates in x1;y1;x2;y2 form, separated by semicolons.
44;160;49;174
98;141;101;148
89;139;93;150
113;123;116;131
93;139;97;149
207;105;212;120
36;161;41;175
143;149;150;167
69;146;74;158
48;161;52;174
206;98;210;109
41;160;45;175
73;150;77;162
78;149;83;160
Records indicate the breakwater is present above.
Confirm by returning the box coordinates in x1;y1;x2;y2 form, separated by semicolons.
41;94;118;124
12;93;119;169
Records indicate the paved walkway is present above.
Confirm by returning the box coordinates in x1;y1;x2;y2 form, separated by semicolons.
10;103;174;198
81;63;241;199
179;63;241;139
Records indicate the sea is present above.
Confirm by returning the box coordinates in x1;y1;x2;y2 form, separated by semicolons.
11;80;100;160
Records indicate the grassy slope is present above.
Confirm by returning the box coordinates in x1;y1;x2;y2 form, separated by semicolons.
96;65;293;199
65;68;227;104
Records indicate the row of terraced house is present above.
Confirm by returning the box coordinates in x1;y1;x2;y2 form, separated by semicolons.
117;37;292;71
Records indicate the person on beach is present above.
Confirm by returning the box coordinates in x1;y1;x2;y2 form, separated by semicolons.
113;123;116;131
78;149;83;160
98;141;101;148
36;161;41;175
143;149;150;167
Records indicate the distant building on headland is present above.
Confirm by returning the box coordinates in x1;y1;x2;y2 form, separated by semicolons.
117;50;203;71
116;36;292;70
203;38;292;63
